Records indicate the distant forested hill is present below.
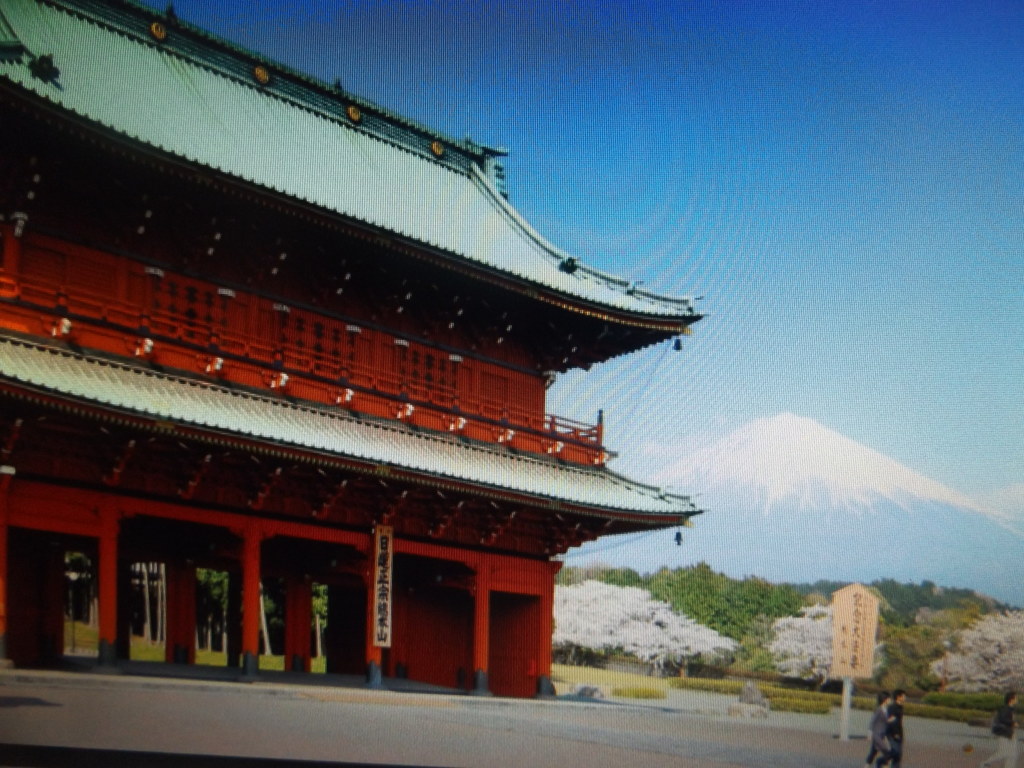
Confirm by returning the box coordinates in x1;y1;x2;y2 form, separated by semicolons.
789;578;1009;625
558;564;1008;638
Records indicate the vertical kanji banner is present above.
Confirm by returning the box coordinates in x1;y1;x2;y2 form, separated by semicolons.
372;525;393;648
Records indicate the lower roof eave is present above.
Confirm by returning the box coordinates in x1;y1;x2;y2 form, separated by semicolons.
0;376;699;527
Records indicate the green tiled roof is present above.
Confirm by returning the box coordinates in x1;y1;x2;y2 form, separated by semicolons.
0;0;700;322
0;335;700;520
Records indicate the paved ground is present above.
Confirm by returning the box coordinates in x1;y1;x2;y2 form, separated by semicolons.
0;666;1006;767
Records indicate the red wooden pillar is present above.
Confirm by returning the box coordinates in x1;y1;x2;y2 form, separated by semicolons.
471;563;491;695
97;505;120;666
0;468;12;666
240;523;262;676
164;561;197;664
536;562;560;697
283;577;312;672
364;580;383;687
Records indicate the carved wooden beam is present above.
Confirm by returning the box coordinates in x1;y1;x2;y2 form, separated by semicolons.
480;507;518;546
248;466;283;510
316;478;349;519
428;499;465;539
178;453;213;500
1;418;23;462
377;488;410;526
103;438;136;487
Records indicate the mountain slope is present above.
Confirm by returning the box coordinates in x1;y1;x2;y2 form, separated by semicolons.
576;413;1024;606
657;413;991;517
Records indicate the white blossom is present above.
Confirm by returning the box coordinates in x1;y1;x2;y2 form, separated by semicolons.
553;581;736;663
770;605;833;679
930;611;1024;692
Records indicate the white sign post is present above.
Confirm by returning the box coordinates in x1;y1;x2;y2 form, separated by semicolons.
830;583;880;740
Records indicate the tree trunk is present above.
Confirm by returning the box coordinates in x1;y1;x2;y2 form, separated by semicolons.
259;581;273;656
141;562;152;643
87;559;98;627
314;613;322;658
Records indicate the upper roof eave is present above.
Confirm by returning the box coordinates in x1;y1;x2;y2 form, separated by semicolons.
0;0;703;327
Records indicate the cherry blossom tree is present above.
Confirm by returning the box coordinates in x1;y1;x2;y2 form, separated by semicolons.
553;580;736;668
769;605;833;681
930;611;1024;692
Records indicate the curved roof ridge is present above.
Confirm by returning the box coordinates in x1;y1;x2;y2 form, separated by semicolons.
63;0;475;154
469;165;697;314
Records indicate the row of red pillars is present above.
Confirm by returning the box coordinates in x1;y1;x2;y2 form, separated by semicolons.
0;478;556;696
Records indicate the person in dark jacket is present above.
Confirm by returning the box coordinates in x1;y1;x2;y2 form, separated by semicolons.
865;691;893;768
980;691;1018;768
880;689;906;768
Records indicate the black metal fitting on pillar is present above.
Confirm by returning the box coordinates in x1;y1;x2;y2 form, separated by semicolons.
470;669;491;696
536;676;557;698
365;660;383;689
241;651;259;679
96;639;119;673
0;634;11;669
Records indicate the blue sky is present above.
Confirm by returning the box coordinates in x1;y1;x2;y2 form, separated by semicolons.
148;1;1023;505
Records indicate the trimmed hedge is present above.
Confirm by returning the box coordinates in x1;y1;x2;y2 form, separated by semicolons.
667;677;992;722
768;696;831;714
612;686;668;699
669;678;745;695
921;692;1004;712
903;702;990;723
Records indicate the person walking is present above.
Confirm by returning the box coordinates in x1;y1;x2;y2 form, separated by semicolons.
866;691;893;768
980;691;1019;768
883;689;906;768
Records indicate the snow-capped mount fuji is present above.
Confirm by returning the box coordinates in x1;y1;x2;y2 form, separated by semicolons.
658;413;993;518
577;414;1024;606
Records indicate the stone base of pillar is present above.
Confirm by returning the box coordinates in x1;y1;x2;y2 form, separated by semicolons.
536;675;557;698
470;669;491;696
95;639;120;674
365;660;383;689
240;651;259;679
